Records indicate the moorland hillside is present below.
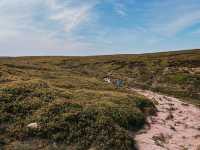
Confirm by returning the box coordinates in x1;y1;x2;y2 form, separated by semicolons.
0;49;199;149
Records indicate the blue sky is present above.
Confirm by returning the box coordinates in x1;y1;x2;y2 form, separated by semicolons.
0;0;200;56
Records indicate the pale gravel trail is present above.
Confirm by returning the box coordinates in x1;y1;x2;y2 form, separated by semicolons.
132;89;200;150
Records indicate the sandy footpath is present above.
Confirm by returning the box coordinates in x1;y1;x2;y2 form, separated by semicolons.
132;89;200;150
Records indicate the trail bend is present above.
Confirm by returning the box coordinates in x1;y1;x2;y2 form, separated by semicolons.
132;89;200;150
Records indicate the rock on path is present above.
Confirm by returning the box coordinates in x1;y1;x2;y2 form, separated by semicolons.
132;89;200;150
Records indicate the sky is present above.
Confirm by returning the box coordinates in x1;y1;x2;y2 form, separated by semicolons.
0;0;200;56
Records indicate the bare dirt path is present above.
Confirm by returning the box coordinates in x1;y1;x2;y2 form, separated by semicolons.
132;89;200;150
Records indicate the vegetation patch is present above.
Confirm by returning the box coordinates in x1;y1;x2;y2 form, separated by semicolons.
0;79;155;150
0;49;199;149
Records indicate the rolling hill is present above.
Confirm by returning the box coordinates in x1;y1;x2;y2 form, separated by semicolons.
0;49;199;150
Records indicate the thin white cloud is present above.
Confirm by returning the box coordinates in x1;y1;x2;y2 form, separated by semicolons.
49;5;93;32
0;0;97;34
0;0;98;55
114;2;127;16
154;10;200;36
112;0;135;16
47;0;97;32
146;0;200;37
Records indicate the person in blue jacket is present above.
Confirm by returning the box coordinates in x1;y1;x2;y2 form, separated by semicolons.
116;79;123;88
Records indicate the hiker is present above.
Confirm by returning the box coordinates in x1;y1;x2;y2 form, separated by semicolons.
116;79;123;88
104;76;111;83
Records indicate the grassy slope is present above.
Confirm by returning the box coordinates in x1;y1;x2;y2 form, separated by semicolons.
0;49;199;149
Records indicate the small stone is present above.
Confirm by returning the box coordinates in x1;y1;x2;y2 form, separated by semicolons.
152;133;166;147
179;111;183;113
194;135;200;139
170;125;176;131
27;123;38;129
166;112;174;120
169;107;177;111
184;124;188;129
181;103;189;106
182;136;186;139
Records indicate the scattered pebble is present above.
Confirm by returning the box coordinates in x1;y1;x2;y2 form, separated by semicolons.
170;125;176;131
166;112;174;120
181;103;189;106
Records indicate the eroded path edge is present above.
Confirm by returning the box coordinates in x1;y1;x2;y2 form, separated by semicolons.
132;88;200;150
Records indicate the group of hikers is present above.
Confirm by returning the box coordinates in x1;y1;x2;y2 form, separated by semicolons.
103;75;124;88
